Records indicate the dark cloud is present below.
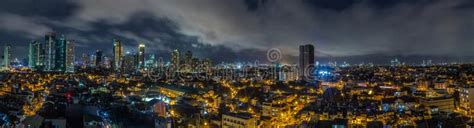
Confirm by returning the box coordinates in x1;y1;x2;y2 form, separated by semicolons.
0;0;77;20
0;0;473;64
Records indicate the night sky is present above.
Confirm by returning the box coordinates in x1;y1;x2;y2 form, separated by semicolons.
0;0;473;64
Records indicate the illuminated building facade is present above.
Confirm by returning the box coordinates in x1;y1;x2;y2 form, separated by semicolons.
3;44;11;69
137;43;145;70
54;35;67;71
95;50;102;67
299;44;315;81
460;85;474;115
45;32;56;71
113;39;123;70
66;40;75;72
222;113;256;128
28;41;44;70
171;49;180;70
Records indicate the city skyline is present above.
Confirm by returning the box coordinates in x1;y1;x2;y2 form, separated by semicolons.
1;1;474;127
0;0;474;64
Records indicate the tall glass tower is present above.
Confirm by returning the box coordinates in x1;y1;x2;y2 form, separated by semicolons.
45;32;56;71
28;40;44;70
95;50;103;67
171;49;180;70
55;35;67;71
66;40;75;72
113;39;123;71
3;44;11;69
137;43;145;70
299;44;315;81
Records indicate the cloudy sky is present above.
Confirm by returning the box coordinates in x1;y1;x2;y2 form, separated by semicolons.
0;0;473;64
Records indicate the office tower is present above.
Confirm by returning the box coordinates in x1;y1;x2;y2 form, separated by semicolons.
66;40;75;72
183;51;193;72
171;49;180;69
45;32;57;71
95;50;102;67
3;44;11;69
184;51;192;65
55;35;67;71
390;59;401;67
203;58;212;67
28;41;43;70
137;43;145;69
103;56;112;69
299;44;315;81
192;58;199;68
91;55;97;67
82;53;89;68
113;39;123;70
123;52;136;73
145;54;156;69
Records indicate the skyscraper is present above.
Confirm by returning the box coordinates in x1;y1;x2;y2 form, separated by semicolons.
137;43;145;70
55;35;67;71
66;40;75;72
123;51;136;73
113;39;123;70
45;32;56;71
171;49;180;70
81;53;89;68
95;50;103;67
28;40;43;70
3;44;11;69
184;51;193;72
299;44;315;81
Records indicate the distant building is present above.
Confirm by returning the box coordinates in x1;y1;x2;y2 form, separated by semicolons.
184;50;192;66
66;40;75;72
3;44;11;69
54;35;67;71
103;56;112;69
113;39;123;70
122;52;136;73
29;41;44;70
94;50;102;67
171;49;180;70
81;53;89;68
299;44;315;81
137;43;145;70
145;54;156;69
45;32;56;71
203;58;212;69
183;51;193;72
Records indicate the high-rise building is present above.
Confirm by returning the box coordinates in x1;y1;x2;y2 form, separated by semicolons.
3;44;11;69
145;54;156;69
45;32;57;71
95;50;103;67
55;35;67;71
123;51;136;73
137;43;145;70
103;56;112;69
66;40;75;72
184;51;192;65
81;53;89;68
299;44;315;81
28;40;44;70
183;51;193;72
171;49;180;70
113;39;123;70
